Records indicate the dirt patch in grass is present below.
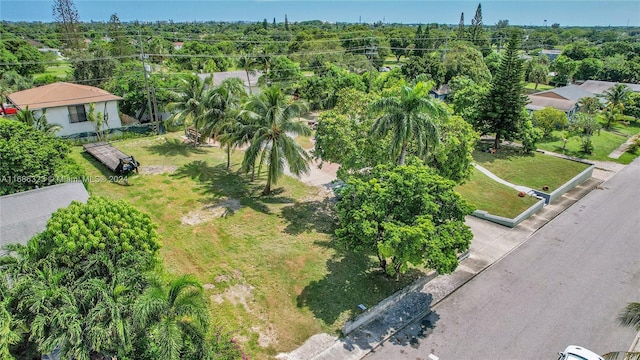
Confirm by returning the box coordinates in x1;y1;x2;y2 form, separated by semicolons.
211;283;255;313
180;198;242;224
139;165;178;175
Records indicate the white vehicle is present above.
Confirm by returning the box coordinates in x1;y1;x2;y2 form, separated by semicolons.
558;345;604;360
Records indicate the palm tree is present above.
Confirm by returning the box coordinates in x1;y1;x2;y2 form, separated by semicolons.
14;107;61;135
578;97;602;114
241;86;311;195
370;80;448;165
603;302;640;360
166;75;209;145
134;275;210;360
604;84;631;108
528;64;548;90
201;78;247;170
237;52;259;95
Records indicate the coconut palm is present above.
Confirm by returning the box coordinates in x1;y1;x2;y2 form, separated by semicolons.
166;75;209;145
604;84;631;108
241;86;311;195
134;275;210;360
201;78;247;170
237;52;259;95
528;64;548;90
371;80;448;165
578;96;602;114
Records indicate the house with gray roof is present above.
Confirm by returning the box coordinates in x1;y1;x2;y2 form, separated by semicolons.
0;182;89;252
578;80;640;96
526;85;595;117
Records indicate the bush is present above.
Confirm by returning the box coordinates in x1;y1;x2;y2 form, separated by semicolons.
626;137;640;154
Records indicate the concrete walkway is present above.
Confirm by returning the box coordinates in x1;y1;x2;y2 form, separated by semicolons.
473;163;535;195
608;133;639;159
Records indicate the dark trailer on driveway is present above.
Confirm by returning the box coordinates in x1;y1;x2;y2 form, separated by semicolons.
83;142;140;174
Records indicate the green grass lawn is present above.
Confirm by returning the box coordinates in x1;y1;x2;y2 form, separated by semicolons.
33;61;71;81
456;167;540;218
70;132;423;359
537;125;640;164
525;82;554;91
473;147;590;192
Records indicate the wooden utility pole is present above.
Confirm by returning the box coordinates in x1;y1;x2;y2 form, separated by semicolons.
138;30;155;131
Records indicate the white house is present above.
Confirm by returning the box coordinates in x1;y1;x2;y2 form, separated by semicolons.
7;82;123;137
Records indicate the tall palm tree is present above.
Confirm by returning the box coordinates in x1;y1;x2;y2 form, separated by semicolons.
370;80;448;165
241;86;311;195
166;75;209;145
134;275;210;360
201;78;247;170
603;84;631;108
237;52;259;95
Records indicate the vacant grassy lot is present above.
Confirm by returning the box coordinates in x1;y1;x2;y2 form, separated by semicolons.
456;167;540;218
537;127;639;164
525;82;554;91
33;62;71;81
473;147;590;192
70;132;422;359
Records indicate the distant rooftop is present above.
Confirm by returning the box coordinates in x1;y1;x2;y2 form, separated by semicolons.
533;85;594;101
579;80;640;95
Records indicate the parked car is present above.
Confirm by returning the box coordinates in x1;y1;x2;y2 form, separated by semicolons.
1;106;17;116
558;345;604;360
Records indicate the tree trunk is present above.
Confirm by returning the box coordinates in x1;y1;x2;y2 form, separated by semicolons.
399;143;407;165
494;133;501;150
377;252;388;275
534;81;539;90
251;166;255;182
245;69;252;95
226;144;231;170
263;171;271;195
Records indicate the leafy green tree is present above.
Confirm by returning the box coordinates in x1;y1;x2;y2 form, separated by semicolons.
107;13;133;57
477;30;528;149
371;80;448;165
443;42;491;84
266;56;302;86
298;64;366;109
401;52;445;84
72;44;117;88
0;276;20;360
600;54;631;83
574;58;603;81
551;55;578;86
519;118;544;154
561;40;599;61
135;275;210;360
571;112;601;154
335;159;474;277
241;86;311;195
449;76;489;127
484;51;502;77
0;119;85;195
531;107;569;137
430;115;479;184
0;39;45;76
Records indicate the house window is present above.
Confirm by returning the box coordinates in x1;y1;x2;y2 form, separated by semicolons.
68;105;87;123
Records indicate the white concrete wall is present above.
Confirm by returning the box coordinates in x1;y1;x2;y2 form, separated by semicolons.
34;101;122;137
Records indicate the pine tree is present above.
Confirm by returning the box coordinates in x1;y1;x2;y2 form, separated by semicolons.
470;3;483;45
262;18;268;30
285;14;289;31
52;0;83;51
272;17;276;27
457;12;465;40
477;30;527;150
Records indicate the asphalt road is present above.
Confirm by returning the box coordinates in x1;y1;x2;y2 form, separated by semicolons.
365;158;640;360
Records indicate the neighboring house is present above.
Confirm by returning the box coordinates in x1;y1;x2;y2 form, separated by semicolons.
429;84;451;100
540;49;562;62
173;41;184;50
527;85;593;118
197;70;263;93
579;80;640;96
7;82;123;137
0;182;89;252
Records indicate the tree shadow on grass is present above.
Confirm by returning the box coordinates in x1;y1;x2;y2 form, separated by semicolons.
172;160;296;214
280;197;336;235
297;240;425;332
145;138;207;157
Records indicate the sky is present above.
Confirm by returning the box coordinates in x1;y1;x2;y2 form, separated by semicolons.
1;0;639;26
